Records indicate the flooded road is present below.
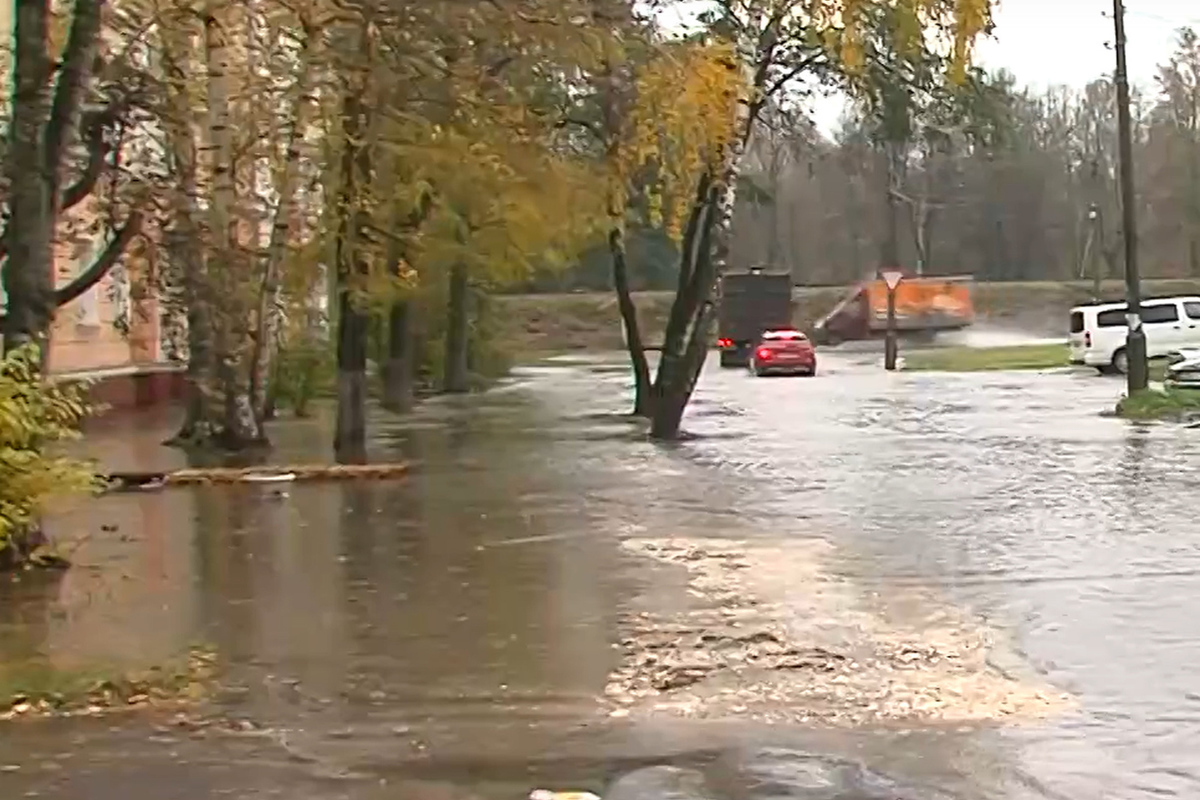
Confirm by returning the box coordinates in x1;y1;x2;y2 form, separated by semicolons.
2;349;1197;799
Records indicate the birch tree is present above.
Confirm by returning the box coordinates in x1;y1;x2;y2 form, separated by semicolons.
152;0;331;450
645;0;996;440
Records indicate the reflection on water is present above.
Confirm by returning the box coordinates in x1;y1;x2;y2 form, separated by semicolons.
0;353;1197;799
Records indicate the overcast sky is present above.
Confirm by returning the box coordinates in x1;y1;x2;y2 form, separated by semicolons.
805;0;1200;133
979;0;1195;89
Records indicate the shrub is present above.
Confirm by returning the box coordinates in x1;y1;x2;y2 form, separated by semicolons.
1115;387;1200;421
0;346;98;568
273;335;336;417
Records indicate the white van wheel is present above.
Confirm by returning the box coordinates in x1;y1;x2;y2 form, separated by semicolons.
1112;348;1128;375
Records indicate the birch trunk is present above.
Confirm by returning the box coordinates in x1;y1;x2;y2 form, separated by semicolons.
248;20;322;421
204;5;262;448
162;19;218;445
649;140;746;440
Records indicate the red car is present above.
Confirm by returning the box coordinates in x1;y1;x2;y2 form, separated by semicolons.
750;329;817;377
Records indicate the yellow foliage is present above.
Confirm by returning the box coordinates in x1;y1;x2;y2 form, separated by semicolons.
371;84;605;291
825;0;994;84
617;40;746;240
293;0;618;306
412;125;602;284
0;347;98;559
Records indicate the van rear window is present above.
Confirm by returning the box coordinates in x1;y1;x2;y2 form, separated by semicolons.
1070;312;1084;333
1097;308;1128;327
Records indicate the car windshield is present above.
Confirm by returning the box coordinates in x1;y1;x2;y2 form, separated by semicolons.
762;330;805;341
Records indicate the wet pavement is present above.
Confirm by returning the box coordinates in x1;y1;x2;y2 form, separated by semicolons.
1;348;1198;799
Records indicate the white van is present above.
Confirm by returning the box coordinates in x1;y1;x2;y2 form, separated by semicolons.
1068;296;1200;373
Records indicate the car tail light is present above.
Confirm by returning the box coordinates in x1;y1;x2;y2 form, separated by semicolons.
718;338;732;348
1085;331;1091;347
755;347;772;360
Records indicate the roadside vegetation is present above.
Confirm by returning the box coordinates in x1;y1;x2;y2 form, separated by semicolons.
0;347;99;571
901;343;1068;372
898;341;1175;380
1115;387;1200;421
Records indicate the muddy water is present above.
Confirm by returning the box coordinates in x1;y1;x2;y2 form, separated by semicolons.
0;352;1195;799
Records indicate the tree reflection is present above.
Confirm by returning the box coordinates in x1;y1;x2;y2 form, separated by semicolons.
1119;428;1150;513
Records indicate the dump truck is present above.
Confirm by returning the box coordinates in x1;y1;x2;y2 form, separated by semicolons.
812;274;975;345
716;268;794;367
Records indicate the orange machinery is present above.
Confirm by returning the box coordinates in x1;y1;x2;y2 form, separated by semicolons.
813;274;974;344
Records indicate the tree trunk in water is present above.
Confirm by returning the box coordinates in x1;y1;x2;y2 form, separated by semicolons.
651;300;717;440
203;6;263;449
609;227;652;416
466;287;488;374
442;262;470;393
333;90;371;462
334;286;369;462
651;186;716;408
169;240;217;445
381;298;414;412
219;365;263;449
649;221;718;440
650;133;747;440
157;14;215;447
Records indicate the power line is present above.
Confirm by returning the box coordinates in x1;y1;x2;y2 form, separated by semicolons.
1121;8;1200;29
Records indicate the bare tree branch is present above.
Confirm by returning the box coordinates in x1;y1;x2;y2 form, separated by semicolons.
53;210;144;307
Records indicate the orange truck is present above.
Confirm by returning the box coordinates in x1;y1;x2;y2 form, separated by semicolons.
812;274;974;344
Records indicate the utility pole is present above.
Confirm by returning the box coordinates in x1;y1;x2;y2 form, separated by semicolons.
1087;203;1102;300
1113;0;1148;391
882;270;903;370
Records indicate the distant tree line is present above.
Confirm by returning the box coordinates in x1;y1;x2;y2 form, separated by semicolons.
735;27;1200;286
515;226;681;292
511;27;1200;292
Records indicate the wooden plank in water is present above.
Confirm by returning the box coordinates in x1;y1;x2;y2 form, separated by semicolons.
103;461;411;489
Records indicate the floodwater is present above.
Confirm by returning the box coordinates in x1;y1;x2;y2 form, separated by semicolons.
1;349;1198;799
